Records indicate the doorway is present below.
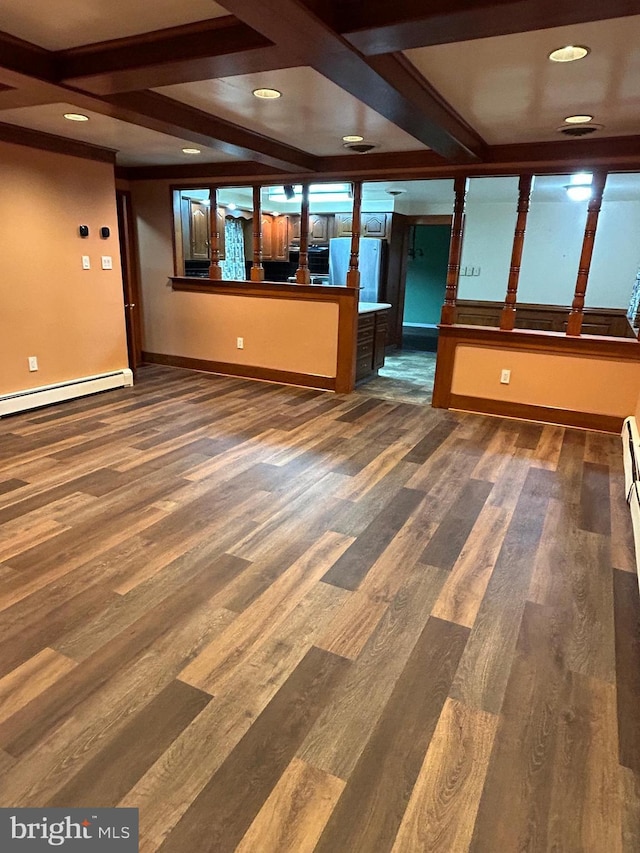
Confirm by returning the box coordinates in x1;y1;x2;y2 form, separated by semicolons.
402;223;450;351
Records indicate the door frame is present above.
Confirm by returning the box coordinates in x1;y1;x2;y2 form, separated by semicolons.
395;215;453;348
116;189;142;371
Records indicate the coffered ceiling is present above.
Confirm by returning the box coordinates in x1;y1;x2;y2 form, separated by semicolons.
0;0;638;177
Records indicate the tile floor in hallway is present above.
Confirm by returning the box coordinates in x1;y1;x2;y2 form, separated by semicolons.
355;349;437;405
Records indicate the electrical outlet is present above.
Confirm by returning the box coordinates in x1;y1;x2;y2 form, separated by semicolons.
237;337;244;349
82;255;90;270
28;356;38;372
473;266;481;276
101;255;113;270
500;369;511;384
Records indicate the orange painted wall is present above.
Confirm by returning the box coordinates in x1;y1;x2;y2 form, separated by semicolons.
132;181;339;378
452;345;640;417
0;142;129;396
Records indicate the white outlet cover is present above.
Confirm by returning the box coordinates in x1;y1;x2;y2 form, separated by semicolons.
101;255;113;270
82;255;90;269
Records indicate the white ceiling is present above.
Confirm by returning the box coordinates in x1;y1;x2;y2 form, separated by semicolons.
156;67;429;156
0;103;237;166
1;0;228;50
405;16;640;145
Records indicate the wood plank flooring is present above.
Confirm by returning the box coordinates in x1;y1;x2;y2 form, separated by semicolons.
0;363;638;851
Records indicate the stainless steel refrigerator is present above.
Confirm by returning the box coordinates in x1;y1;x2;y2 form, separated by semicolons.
328;237;383;302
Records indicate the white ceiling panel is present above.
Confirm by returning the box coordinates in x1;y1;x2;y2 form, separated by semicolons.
0;103;238;166
156;67;428;156
405;16;640;145
1;0;228;50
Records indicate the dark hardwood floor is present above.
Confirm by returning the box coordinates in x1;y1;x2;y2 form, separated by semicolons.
0;364;638;851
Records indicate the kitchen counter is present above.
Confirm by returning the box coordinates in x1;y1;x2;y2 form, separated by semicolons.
359;301;392;315
356;304;390;382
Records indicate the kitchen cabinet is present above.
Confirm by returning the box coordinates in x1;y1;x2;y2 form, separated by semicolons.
261;215;274;259
333;212;390;240
333;214;353;238
309;214;330;243
273;215;290;260
189;200;210;259
356;305;390;382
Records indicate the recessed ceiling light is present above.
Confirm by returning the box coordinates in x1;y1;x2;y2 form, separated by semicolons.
63;113;89;122
564;114;594;124
548;45;590;63
342;135;364;143
253;88;282;99
227;203;237;210
182;147;201;154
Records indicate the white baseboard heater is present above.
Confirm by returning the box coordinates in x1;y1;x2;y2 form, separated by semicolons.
0;369;133;417
622;416;640;585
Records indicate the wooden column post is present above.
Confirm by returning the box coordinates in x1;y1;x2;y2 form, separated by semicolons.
566;171;607;337
207;186;222;280
440;176;468;325
250;185;265;282
346;181;362;289
296;184;311;284
500;174;533;330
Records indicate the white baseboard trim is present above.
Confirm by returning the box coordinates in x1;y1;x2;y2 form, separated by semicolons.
0;368;134;417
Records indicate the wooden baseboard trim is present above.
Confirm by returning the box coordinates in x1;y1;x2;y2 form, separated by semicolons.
449;393;624;433
142;351;336;391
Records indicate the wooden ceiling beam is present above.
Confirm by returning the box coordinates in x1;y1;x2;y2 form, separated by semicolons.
100;91;318;172
338;0;640;54
219;0;486;163
57;18;297;94
0;29;317;171
118;134;640;182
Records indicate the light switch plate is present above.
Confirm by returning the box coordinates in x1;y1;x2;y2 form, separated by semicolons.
101;255;113;270
82;255;90;270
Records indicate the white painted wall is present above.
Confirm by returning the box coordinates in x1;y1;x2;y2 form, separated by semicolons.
458;196;640;309
459;202;517;300
588;200;640;308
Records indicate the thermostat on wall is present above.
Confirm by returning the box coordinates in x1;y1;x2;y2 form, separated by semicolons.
100;226;110;239
79;225;89;237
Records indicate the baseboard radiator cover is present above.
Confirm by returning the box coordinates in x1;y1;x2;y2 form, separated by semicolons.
622;416;640;501
0;369;134;417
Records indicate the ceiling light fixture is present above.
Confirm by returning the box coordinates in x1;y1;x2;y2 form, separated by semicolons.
565;172;593;201
253;88;282;99
182;147;201;154
548;45;590;63
342;135;364;143
564;114;594;124
63;113;89;122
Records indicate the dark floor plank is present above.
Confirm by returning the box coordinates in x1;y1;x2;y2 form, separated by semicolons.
313;617;469;853
546;670;619;852
402;419;458;464
0;557;244;757
48;680;211;807
614;568;640;772
419;478;493;571
159;647;350;853
450;467;552;714
621;766;640;852
336;397;387;423
0;479;28;496
321;487;425;591
298;565;449;780
469;601;571;852
580;460;612;534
